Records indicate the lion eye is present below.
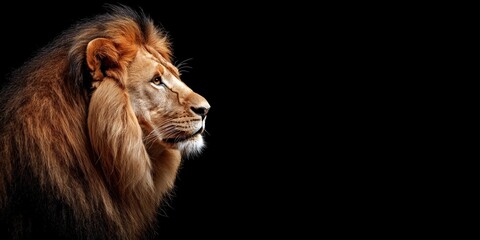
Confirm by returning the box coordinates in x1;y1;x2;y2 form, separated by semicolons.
151;76;163;86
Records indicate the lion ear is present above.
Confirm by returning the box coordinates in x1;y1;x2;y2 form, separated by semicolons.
86;38;121;81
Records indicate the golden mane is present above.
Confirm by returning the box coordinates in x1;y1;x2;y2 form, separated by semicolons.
0;5;205;239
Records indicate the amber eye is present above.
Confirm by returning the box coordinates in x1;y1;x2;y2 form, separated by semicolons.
151;76;163;86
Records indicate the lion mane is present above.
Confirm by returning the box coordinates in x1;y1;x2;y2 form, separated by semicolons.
0;6;209;239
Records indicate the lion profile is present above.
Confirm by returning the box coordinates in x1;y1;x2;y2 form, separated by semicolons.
0;5;209;239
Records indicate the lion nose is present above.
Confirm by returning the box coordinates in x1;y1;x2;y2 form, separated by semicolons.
191;106;210;119
187;92;210;119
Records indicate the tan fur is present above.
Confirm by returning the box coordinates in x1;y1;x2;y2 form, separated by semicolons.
0;6;209;239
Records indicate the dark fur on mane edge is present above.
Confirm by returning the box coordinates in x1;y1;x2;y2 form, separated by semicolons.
0;5;174;240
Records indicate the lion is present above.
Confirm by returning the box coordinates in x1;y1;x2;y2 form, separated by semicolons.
0;5;210;239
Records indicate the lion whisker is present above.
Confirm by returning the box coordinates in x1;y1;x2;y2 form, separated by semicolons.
203;129;211;136
175;58;193;74
175;57;193;69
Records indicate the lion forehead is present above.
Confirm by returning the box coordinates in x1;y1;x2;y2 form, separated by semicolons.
128;47;181;82
144;46;180;78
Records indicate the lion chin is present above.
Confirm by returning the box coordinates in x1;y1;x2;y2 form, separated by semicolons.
177;134;205;156
161;128;206;157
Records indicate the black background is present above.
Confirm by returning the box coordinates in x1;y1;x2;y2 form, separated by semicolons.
0;1;321;238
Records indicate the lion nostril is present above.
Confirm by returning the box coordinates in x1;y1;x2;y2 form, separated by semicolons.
190;106;209;118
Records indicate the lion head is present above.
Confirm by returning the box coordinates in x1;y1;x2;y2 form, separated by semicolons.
121;45;209;154
87;38;210;156
0;5;209;239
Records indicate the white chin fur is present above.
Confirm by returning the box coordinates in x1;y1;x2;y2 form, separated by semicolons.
178;134;205;157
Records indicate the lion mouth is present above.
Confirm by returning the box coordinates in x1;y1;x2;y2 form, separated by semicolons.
163;128;203;144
